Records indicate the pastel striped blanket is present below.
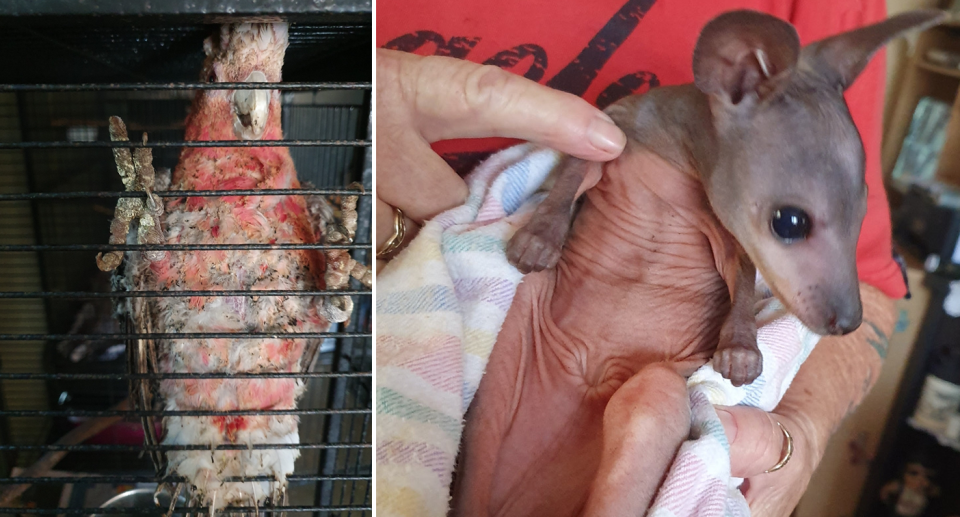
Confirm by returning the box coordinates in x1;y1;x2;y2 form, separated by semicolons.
375;143;821;517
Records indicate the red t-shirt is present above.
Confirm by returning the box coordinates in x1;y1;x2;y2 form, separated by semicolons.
377;0;908;299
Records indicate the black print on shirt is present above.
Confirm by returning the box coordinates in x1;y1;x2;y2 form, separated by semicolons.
482;44;549;81
597;70;660;109
546;0;658;96
385;30;481;58
381;0;661;173
383;0;660;106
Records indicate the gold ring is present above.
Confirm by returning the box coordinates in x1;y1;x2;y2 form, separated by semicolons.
377;206;406;258
764;420;794;473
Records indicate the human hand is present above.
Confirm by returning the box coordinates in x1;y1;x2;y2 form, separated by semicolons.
375;48;627;272
719;406;823;516
718;283;896;516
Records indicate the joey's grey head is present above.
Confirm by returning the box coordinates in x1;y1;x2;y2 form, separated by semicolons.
691;9;944;335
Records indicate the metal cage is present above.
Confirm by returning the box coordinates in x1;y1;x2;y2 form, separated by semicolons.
0;3;372;515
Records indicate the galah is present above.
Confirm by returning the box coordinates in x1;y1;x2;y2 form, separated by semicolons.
98;22;370;509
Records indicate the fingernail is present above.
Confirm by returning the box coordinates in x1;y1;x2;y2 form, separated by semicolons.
587;113;626;155
716;408;738;444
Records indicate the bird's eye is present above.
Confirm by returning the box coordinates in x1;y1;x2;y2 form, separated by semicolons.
771;206;810;242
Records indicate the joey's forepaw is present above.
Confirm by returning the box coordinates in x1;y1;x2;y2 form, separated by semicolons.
712;345;762;387
506;222;566;273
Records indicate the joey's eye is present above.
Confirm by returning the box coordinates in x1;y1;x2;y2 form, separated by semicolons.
771;206;810;242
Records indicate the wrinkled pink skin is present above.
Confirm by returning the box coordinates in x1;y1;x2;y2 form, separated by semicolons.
452;149;743;516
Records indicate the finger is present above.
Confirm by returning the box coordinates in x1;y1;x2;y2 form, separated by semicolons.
717;406;788;478
583;364;690;517
376;197;420;255
376;123;469;223
380;49;626;161
376;197;398;250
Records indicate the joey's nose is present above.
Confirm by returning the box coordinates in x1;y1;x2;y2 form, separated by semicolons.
825;304;862;336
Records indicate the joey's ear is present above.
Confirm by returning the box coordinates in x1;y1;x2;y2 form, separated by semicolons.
693;10;800;105
801;9;945;90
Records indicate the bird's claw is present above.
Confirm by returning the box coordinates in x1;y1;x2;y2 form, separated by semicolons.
96;117;166;271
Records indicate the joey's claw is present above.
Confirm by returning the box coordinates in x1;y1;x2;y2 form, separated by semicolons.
507;225;566;274
712;345;762;387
